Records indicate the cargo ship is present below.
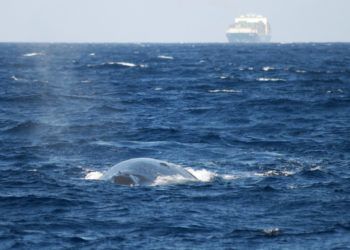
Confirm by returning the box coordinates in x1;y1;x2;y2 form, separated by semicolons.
226;14;271;43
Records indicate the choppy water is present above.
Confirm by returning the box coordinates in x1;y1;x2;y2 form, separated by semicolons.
1;43;350;249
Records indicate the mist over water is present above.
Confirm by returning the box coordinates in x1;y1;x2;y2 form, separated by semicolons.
0;43;350;249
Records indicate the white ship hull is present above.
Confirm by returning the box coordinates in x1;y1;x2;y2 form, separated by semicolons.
226;33;271;43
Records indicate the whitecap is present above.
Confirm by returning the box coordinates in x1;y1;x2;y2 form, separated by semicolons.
11;75;28;82
23;52;44;57
257;77;286;82
310;166;322;171
158;55;174;60
239;67;254;71
288;184;298;189
89;53;95;56
11;76;19;81
263;228;280;236
154;87;163;91
262;66;275;71
108;62;137;67
209;89;242;93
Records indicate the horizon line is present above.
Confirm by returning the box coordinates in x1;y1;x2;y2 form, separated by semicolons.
0;41;349;45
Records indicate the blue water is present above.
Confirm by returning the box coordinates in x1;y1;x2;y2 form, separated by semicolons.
1;43;350;249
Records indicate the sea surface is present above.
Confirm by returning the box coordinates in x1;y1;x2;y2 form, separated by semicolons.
0;43;349;249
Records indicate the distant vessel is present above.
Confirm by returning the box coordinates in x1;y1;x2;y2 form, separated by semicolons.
226;14;271;43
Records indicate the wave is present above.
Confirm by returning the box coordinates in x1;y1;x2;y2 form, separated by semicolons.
3;120;59;134
112;62;137;67
322;98;350;108
23;52;44;57
88;105;126;113
298;165;331;179
239;66;254;71
262;66;275;71
158;55;174;60
10;75;30;82
0;195;84;207
257;77;286;82
0;94;46;103
254;170;295;177
326;89;344;94
11;75;20;81
209;89;242;93
90;140;190;150
86;61;141;69
263;228;281;236
230;227;281;237
4;121;39;133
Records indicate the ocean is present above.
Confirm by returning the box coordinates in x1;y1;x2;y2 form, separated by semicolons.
0;43;349;249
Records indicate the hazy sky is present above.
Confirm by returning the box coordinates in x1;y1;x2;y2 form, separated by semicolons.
0;0;349;43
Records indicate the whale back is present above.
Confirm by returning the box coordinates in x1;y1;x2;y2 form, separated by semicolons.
102;158;196;186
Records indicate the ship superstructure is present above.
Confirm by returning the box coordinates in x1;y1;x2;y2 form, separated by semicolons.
226;14;271;43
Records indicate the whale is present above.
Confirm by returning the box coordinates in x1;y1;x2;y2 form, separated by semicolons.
101;158;197;186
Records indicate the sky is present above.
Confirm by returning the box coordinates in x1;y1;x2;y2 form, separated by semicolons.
0;0;349;43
